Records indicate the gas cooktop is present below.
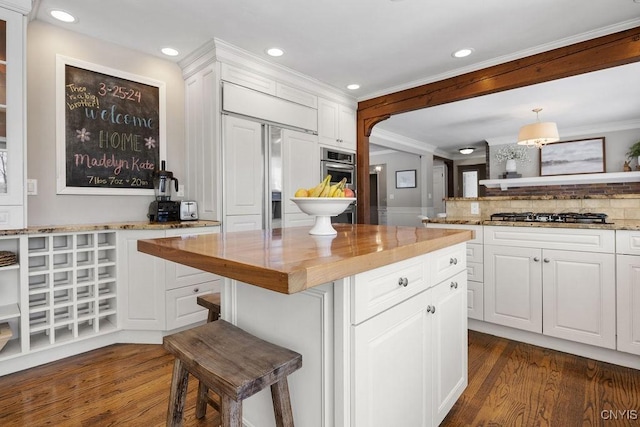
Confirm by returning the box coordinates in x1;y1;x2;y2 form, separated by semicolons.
490;212;609;224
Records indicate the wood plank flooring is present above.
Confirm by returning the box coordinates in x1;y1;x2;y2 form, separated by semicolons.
0;331;638;426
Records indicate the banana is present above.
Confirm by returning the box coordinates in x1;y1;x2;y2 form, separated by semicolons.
329;178;348;197
309;175;331;197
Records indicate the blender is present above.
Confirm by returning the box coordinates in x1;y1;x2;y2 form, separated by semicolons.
148;160;181;222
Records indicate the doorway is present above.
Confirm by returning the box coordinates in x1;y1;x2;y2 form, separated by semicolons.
369;173;379;224
457;164;486;197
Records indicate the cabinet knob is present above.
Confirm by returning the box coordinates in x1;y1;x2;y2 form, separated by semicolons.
427;305;436;314
450;281;458;289
533;257;540;262
194;288;199;293
543;258;550;263
398;277;408;287
449;257;458;265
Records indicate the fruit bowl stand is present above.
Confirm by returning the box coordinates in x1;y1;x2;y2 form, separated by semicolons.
290;197;356;235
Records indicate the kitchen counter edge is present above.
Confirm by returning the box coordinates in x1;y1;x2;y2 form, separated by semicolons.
423;218;640;230
0;220;221;236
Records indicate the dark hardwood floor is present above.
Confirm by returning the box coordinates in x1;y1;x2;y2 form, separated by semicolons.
0;331;638;426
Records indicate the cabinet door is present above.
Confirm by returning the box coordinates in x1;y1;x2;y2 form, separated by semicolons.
0;8;25;228
165;227;220;289
166;281;217;331
223;115;263;216
117;230;166;330
617;255;640;355
352;290;432;427
337;104;356;151
317;98;339;148
282;129;319;215
431;271;467;426
543;250;615;348
484;245;542;333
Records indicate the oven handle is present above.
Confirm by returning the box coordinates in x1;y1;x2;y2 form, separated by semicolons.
323;162;354;170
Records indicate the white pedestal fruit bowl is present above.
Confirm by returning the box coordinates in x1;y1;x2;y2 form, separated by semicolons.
290;197;356;235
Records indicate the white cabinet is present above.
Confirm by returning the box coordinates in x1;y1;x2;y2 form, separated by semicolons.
484;245;542;333
426;223;483;320
615;231;640;356
118;227;221;331
26;232;118;350
351;247;467;426
118;230;166;330
483;226;616;348
318;98;356;151
0;7;26;229
184;62;220;221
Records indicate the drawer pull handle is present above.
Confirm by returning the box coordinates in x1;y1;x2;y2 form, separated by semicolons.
449;257;458;265
398;277;408;287
450;281;458;289
427;305;436;314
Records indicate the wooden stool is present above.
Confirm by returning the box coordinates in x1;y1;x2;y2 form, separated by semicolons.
197;292;221;322
163;319;302;427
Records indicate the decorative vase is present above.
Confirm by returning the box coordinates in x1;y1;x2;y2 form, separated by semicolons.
505;159;517;173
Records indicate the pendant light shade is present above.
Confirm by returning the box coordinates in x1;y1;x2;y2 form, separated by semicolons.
517;108;559;148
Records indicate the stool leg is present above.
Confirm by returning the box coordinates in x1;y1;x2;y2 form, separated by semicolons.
271;377;295;427
221;394;242;427
167;358;190;427
195;381;208;419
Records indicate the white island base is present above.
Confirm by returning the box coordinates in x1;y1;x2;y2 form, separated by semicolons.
223;244;468;427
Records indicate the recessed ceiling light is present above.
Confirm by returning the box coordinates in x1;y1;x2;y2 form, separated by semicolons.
452;48;474;58
347;84;360;90
266;47;285;57
50;10;76;23
161;47;180;57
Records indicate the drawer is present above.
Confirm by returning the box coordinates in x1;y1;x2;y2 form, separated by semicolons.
431;243;467;285
166;281;219;330
467;261;483;282
467;243;483;263
467;281;484;321
616;230;640;255
484;226;614;253
351;254;428;324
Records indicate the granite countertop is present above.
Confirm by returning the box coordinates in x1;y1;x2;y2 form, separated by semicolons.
423;218;640;231
137;224;474;295
0;220;221;236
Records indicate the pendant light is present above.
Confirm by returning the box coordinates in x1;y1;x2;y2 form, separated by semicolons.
517;108;559;148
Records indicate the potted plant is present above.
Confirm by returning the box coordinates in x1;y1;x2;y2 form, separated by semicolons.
626;140;640;169
494;144;531;173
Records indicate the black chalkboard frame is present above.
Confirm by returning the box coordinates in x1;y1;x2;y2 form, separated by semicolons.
55;55;167;195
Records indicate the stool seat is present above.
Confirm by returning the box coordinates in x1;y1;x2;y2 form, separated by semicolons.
163;319;302;426
197;292;221;322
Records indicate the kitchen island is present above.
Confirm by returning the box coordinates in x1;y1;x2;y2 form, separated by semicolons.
138;224;473;427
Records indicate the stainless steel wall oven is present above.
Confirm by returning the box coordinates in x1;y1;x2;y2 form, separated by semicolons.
321;148;356;224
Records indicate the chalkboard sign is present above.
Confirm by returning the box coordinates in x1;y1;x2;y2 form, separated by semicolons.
56;56;166;195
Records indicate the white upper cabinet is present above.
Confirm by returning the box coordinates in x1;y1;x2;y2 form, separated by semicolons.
0;8;25;229
318;98;356;151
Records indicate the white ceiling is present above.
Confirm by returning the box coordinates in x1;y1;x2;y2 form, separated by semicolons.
31;0;640;156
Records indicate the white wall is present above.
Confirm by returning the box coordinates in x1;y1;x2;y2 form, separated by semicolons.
26;21;186;225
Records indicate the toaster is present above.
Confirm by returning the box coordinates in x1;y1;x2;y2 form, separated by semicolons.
179;200;199;221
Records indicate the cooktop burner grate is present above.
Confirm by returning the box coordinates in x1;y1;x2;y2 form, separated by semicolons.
490;212;609;224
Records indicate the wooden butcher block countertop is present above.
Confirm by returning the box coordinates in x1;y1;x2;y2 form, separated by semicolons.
137;224;473;294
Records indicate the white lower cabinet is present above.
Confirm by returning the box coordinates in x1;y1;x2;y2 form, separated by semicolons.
118;226;220;331
483;226;616;348
615;230;640;356
351;250;467;427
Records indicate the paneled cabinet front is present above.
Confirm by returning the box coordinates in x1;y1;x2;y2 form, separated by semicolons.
318;98;356;151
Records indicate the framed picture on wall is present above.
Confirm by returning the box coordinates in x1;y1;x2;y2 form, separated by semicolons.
540;137;605;176
396;169;416;188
